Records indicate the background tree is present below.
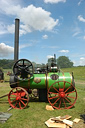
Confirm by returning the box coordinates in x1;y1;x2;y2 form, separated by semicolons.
0;59;14;69
57;56;73;68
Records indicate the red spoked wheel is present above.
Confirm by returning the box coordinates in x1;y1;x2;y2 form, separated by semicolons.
8;87;29;109
48;81;77;109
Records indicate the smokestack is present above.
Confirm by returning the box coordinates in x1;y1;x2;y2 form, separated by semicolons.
54;54;56;64
14;19;20;62
54;54;56;59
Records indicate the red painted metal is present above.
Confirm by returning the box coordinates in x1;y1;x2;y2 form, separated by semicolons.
47;81;77;109
8;87;29;109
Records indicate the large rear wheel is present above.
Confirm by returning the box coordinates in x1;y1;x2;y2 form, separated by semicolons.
48;81;77;109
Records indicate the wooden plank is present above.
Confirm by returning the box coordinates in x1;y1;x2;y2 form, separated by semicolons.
66;125;70;128
63;119;73;127
46;105;54;110
45;118;66;128
73;118;81;123
60;115;72;120
51;115;72;122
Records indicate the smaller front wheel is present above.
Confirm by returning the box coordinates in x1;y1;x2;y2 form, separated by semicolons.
8;87;29;109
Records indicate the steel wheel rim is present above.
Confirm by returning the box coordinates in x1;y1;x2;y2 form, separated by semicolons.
8;87;29;109
48;81;77;109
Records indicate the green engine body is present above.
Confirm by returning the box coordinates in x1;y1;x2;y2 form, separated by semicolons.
12;72;74;90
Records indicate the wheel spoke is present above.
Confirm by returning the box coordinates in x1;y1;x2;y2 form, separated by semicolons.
58;82;60;89
63;98;67;108
10;96;16;98
20;100;26;106
11;92;17;96
63;81;66;90
14;101;18;108
53;86;59;93
19;101;21;109
59;99;61;108
65;85;71;93
66;90;75;95
21;98;28;101
10;99;16;103
28;64;32;67
49;91;58;95
25;64;32;71
49;95;59;100
16;88;19;96
67;95;76;99
65;97;72;105
17;64;22;69
52;97;60;106
19;91;21;97
23;60;24;66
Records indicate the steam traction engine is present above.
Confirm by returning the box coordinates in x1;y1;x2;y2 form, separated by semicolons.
9;58;77;109
8;19;77;109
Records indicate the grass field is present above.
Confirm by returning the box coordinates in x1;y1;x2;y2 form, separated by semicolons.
62;66;85;80
0;67;85;128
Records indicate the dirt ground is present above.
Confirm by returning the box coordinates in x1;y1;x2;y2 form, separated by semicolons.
73;120;85;128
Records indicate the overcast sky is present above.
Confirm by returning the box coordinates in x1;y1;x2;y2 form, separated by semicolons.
0;0;85;66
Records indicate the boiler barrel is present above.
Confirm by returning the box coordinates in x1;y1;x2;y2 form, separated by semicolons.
17;72;74;90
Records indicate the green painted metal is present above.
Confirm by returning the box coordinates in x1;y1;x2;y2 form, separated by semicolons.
18;72;73;91
47;72;72;90
30;74;46;89
19;74;46;89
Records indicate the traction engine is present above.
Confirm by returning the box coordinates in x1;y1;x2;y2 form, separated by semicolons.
7;19;77;109
9;58;77;109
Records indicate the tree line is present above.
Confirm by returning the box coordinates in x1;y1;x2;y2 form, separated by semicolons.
0;59;14;69
0;56;84;69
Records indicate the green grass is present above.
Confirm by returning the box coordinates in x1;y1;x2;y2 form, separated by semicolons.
62;66;85;80
0;67;85;128
3;69;12;81
0;81;85;128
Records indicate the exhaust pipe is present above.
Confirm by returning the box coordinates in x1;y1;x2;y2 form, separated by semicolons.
14;19;20;62
10;19;20;88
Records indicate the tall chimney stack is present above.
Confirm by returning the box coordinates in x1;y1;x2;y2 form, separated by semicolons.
54;54;56;60
54;54;56;65
14;19;19;62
